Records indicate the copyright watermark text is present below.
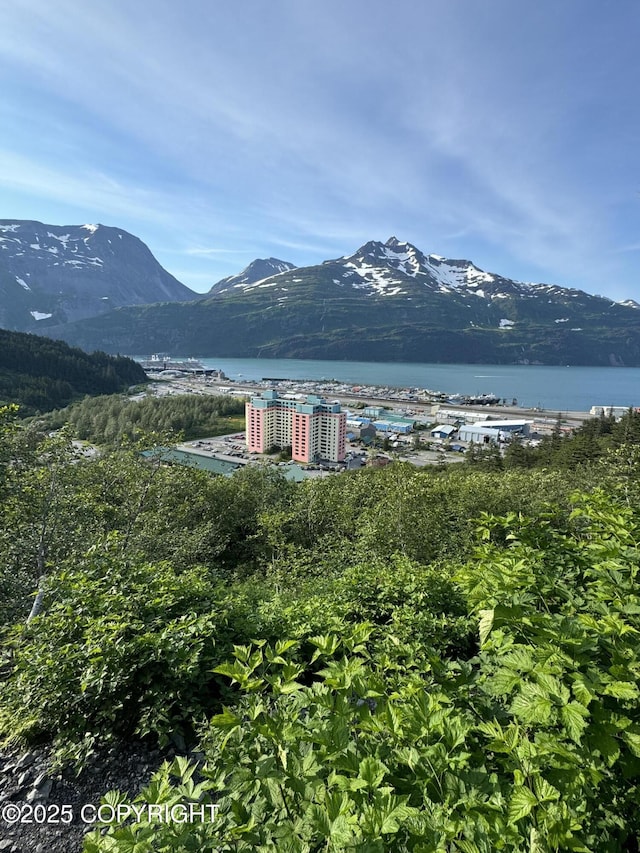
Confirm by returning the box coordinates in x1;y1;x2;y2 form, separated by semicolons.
1;801;219;826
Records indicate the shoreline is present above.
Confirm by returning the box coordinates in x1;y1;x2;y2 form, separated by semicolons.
135;356;640;413
158;373;593;431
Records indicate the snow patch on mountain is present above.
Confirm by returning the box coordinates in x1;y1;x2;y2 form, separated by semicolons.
425;256;495;290
48;232;71;246
342;260;409;295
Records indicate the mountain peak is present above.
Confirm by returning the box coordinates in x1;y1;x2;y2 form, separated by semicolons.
0;219;195;330
385;235;408;249
209;257;296;295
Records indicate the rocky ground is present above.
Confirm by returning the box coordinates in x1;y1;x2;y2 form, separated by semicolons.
0;740;172;853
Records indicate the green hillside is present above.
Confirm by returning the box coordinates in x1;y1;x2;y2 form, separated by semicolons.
50;276;640;366
0;328;147;415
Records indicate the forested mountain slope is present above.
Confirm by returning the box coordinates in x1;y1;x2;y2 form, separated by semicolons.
0;328;147;414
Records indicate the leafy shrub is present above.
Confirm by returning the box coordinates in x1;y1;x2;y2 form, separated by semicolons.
0;538;269;766
86;493;640;851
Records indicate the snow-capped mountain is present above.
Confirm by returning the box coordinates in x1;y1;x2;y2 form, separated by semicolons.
334;236;502;296
333;236;598;309
43;235;640;366
209;257;296;295
224;236;591;309
0;220;196;331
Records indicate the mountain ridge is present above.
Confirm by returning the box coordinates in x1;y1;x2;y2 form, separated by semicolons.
46;235;640;367
0;220;196;331
3;224;640;366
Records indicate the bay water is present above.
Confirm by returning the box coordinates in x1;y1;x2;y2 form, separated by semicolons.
184;358;640;413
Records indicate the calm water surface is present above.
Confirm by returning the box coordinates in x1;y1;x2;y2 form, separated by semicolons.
174;358;640;413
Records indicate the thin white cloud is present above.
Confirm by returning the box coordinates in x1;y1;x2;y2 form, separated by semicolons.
184;248;250;257
0;149;182;227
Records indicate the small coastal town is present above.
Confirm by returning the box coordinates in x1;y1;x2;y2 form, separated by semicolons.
140;358;618;480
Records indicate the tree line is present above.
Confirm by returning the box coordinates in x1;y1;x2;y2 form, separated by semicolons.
42;391;246;443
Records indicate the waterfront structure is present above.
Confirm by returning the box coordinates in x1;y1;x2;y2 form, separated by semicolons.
138;355;222;376
246;390;346;463
430;424;457;440
473;419;532;437
457;424;500;444
590;405;635;419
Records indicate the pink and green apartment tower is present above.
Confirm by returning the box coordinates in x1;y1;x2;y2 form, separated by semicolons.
246;390;346;463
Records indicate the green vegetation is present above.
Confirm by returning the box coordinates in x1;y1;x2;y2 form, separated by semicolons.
0;328;146;415
41;391;246;444
0;401;639;850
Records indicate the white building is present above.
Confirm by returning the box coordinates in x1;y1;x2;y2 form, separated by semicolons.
430;424;457;439
458;425;500;444
473;420;532;436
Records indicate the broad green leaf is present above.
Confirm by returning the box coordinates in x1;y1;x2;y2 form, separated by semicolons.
511;690;552;725
560;702;589;743
358;757;388;790
478;608;494;647
330;813;356;846
508;786;538;824
623;731;640;757
603;681;639;700
275;639;298;656
308;803;331;837
533;775;560;803
571;677;594;708
209;708;242;730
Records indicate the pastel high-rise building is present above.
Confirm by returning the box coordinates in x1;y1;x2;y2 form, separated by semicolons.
246;390;346;463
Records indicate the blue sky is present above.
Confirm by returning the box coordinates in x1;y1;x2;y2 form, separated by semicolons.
1;0;639;298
